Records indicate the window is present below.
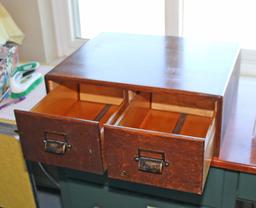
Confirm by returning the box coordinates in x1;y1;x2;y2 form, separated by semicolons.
52;0;256;75
53;0;179;57
182;0;256;50
182;0;256;75
75;0;165;39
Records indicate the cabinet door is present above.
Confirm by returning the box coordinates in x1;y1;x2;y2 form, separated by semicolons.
59;175;208;208
238;173;256;201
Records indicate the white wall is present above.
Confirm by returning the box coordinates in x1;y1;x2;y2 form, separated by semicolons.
1;0;58;64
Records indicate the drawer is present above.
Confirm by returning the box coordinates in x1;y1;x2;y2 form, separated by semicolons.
105;92;216;194
15;82;127;174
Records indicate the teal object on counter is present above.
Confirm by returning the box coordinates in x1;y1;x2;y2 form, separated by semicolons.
13;61;40;75
10;61;42;99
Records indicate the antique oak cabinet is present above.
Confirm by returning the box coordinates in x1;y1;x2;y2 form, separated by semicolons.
15;33;240;196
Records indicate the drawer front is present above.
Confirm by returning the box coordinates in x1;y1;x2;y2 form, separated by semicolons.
15;110;104;174
105;125;205;194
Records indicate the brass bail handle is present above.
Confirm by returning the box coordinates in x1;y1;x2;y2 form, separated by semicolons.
43;131;72;155
134;149;169;174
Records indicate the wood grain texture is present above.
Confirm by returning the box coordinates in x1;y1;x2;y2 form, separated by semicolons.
151;103;214;117
80;83;124;105
105;89;217;194
152;92;216;110
32;83;78;116
33;81;125;123
45;33;239;157
180;115;212;138
212;77;256;174
15;33;247;194
105;125;206;194
202;120;216;186
139;110;180;133
98;105;119;128
217;55;241;156
16;81;129;174
64;101;106;120
104;95;216;193
46;33;239;97
15;110;105;174
116;93;151;128
117;93;214;138
46;80;60;91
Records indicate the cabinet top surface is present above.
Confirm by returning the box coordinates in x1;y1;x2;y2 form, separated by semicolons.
48;33;240;96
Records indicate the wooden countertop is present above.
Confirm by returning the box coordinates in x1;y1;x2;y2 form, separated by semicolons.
212;76;256;174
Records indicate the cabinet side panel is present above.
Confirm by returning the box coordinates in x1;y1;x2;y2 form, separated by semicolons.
220;52;241;153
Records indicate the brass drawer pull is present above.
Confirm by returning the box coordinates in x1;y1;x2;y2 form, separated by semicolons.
135;149;169;174
43;131;71;155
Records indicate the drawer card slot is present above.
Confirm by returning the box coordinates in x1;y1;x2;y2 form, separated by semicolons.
94;104;112;121
172;113;187;134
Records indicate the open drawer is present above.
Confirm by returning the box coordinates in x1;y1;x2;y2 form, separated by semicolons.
105;92;216;194
15;82;127;174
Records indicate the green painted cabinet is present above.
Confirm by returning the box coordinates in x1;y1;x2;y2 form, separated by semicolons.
58;168;252;208
238;173;256;201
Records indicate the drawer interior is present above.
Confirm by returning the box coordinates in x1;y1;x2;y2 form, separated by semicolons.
32;82;126;127
15;81;127;173
115;92;215;138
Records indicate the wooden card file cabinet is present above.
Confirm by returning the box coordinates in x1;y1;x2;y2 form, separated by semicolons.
14;33;240;194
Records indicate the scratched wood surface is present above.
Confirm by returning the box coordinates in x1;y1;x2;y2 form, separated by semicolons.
46;33;240;97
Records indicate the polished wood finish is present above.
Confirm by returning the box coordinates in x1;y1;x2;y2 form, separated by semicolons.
151;93;216;110
15;33;243;194
80;83;124;105
32;83;78;116
116;93;214;138
116;93;151;128
46;33;239;97
32;83;123;122
106;93;216;194
105;125;206;194
65;102;105;120
152;103;213;117
180;115;211;138
46;33;240;157
15;82;127;174
212;77;256;174
15;110;104;174
139;110;180;133
214;54;241;156
202;118;216;185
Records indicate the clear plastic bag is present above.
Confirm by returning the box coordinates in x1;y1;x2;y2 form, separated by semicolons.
0;3;24;45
